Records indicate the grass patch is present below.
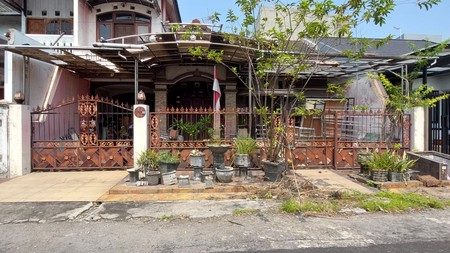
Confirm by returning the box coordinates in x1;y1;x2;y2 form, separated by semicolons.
280;198;338;214
279;190;449;215
232;208;258;216
158;214;175;221
280;198;301;213
359;191;447;212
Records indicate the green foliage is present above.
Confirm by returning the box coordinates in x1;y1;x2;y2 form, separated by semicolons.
157;151;180;164
158;214;175;221
281;198;338;213
171;115;212;140
360;191;445;212
136;150;159;172
278;191;448;215
370;73;449;115
189;0;443;162
234;137;258;155
280;198;301;213
417;0;441;10
365;150;416;172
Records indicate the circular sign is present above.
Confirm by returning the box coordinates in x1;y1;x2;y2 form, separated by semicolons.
134;106;146;118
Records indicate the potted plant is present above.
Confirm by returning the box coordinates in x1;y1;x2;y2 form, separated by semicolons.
234;137;258;178
389;152;417;182
158;151;180;174
357;148;372;176
189;149;205;180
157;151;179;185
136;149;160;185
365;150;395;182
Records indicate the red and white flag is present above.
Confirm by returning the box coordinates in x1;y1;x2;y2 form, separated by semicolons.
213;66;221;111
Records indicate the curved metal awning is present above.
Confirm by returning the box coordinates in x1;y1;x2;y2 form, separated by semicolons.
1;28;449;80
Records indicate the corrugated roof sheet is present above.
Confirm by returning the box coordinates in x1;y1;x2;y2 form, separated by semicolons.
0;0;20;15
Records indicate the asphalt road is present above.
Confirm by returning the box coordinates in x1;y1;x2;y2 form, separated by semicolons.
0;202;449;253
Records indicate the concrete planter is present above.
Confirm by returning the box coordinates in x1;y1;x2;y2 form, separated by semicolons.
161;170;177;185
190;155;205;168
215;166;234;183
127;168;140;183
262;160;285;182
371;170;388;182
159;161;179;174
236;154;251;168
146;171;161;185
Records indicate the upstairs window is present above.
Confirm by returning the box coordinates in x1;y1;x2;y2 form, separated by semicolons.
27;18;73;35
96;12;151;43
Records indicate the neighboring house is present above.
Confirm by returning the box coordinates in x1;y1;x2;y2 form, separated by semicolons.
0;0;22;100
1;0;449;177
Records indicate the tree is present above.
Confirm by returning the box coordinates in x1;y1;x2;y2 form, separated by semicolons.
188;0;441;163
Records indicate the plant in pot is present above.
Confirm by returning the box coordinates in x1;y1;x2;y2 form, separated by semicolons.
365;150;395;182
357;147;372;176
389;152;417;182
234;137;258;178
158;151;180;174
157;151;179;185
136;149;160;185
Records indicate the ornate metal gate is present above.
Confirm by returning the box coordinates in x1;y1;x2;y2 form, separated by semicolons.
31;95;134;171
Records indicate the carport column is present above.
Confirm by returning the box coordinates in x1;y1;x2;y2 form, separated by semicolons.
224;83;237;139
154;84;167;133
133;103;150;165
8;104;31;178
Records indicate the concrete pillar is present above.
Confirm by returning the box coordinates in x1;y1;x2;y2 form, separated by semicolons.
154;84;167;133
411;107;425;151
8;104;31;178
0;103;8;178
133;104;150;167
224;84;237;139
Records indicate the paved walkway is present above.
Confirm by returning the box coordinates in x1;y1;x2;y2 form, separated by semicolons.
296;169;375;194
0;171;127;202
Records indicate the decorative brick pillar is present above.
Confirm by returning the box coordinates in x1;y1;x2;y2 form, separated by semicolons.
154;84;167;132
224;83;237;139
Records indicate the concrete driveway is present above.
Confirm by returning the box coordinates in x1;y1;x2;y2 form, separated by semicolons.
0;171;127;202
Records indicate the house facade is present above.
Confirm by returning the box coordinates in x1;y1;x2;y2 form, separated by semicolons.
1;0;449;178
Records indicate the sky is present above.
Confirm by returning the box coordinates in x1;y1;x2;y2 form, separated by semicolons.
177;0;450;41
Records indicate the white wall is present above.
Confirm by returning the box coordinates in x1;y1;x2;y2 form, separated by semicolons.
8;104;31;178
0;103;8;178
421;72;450;91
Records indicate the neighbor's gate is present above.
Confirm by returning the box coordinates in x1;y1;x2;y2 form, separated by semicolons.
429;91;450;154
31;95;134;171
